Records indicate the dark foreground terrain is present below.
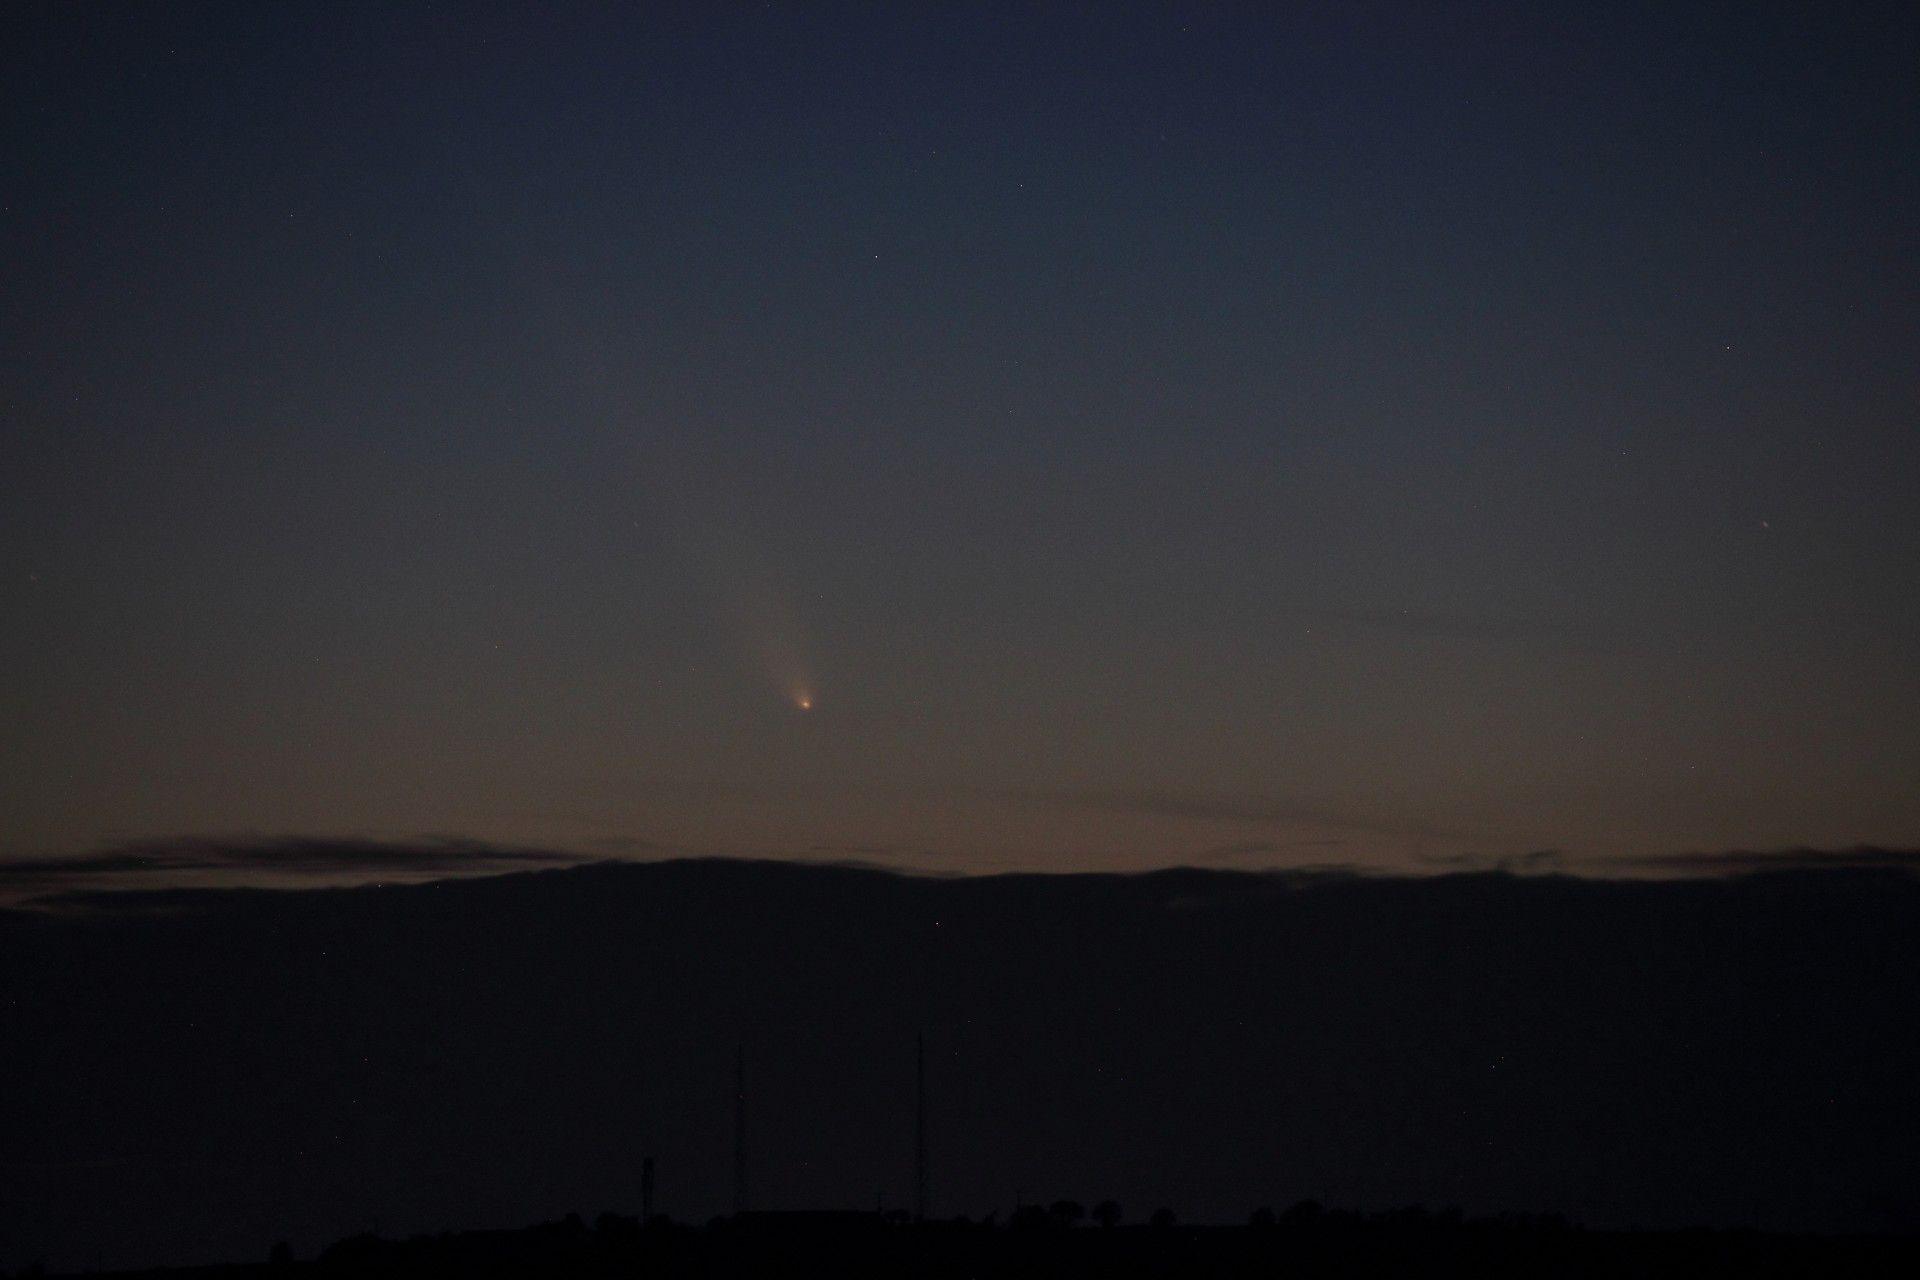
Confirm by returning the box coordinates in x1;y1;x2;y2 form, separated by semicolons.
48;1210;1920;1280
5;857;1919;1270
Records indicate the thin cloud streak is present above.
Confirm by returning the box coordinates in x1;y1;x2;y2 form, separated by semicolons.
1420;846;1920;878
1605;846;1920;875
1016;787;1467;843
8;838;1919;910
1193;838;1351;862
0;837;589;903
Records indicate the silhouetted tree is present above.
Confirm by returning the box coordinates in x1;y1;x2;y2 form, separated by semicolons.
1009;1204;1052;1231
595;1211;641;1242
1092;1199;1122;1229
1281;1199;1325;1228
1249;1206;1276;1229
318;1232;386;1267
1049;1199;1085;1228
291;1206;1920;1280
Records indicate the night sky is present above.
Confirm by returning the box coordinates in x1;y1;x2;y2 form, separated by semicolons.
6;2;1918;885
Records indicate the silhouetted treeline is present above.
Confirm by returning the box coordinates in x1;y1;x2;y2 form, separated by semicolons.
29;1205;1920;1280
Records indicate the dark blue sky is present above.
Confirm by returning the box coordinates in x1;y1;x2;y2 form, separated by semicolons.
5;2;1916;882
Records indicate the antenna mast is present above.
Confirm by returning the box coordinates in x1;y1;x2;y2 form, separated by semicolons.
733;1045;748;1215
914;1032;929;1221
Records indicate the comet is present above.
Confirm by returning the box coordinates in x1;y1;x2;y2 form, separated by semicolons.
624;446;819;713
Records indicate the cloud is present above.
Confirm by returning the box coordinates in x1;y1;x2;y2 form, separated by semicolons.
1419;848;1567;874
1415;846;1920;879
1605;846;1920;875
0;836;588;903
1018;787;1465;842
1197;840;1283;860
1194;838;1350;862
805;843;900;858
583;835;671;856
10;834;1911;912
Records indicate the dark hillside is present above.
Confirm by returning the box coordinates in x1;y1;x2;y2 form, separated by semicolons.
4;860;1918;1270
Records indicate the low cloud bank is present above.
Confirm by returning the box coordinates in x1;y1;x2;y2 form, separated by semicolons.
3;836;1917;908
0;836;587;903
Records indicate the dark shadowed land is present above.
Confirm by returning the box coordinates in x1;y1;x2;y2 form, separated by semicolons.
4;856;1918;1272
50;1208;1920;1280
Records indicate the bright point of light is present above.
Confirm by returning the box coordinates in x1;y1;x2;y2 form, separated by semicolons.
796;695;813;711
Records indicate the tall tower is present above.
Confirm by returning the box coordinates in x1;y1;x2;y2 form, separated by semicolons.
641;1155;654;1222
733;1045;748;1215
914;1032;929;1221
